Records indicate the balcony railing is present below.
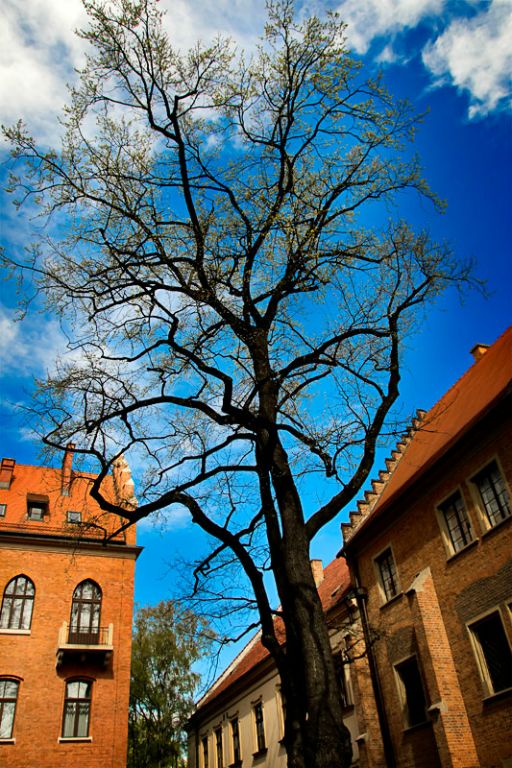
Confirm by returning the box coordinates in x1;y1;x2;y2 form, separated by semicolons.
67;626;111;646
56;622;114;669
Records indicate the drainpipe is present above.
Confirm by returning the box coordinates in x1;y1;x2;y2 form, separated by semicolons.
341;552;397;768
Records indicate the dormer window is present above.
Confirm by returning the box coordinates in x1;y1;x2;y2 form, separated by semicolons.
67;510;82;525
27;496;48;521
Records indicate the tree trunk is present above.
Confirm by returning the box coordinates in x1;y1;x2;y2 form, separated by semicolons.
271;539;353;768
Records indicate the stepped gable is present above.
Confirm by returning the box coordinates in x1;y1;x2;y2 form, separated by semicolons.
196;556;351;711
342;325;512;547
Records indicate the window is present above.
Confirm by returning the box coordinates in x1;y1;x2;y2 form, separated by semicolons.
375;548;399;602
0;575;35;630
469;611;512;696
230;717;241;764
201;735;209;768
438;491;474;553
394;656;428;727
0;679;19;739
67;510;82;524
0;504;6;517
62;679;92;738
69;580;101;643
27;500;47;520
253;701;266;753
472;460;511;528
215;727;223;768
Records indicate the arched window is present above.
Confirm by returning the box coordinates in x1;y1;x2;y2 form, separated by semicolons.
0;679;20;739
69;580;102;644
62;679;92;738
0;575;35;631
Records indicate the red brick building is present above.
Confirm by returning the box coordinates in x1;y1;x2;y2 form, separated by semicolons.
342;327;512;768
0;447;141;767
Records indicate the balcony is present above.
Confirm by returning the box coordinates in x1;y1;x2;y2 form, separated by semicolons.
56;622;114;669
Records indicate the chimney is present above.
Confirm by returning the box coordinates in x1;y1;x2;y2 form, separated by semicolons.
311;559;324;587
113;455;137;510
0;458;15;490
61;443;75;496
470;343;489;362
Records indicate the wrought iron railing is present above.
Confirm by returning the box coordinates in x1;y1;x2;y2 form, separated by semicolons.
58;622;113;647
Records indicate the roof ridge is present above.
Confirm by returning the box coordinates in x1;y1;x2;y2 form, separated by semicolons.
342;409;426;545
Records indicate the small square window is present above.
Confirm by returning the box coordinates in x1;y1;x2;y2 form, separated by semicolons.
0;504;6;517
375;547;399;602
27;501;47;520
67;510;82;524
472;460;511;528
394;656;428;727
438;491;475;553
469;611;512;696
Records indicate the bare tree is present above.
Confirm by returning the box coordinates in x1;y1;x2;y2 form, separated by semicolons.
3;1;469;765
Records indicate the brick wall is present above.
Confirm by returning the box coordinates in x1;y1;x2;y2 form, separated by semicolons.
350;409;512;768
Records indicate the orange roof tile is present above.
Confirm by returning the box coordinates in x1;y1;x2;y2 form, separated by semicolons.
197;556;351;710
0;461;136;545
344;325;512;544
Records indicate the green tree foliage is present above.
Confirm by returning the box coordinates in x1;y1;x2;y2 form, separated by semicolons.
129;601;211;768
3;1;472;765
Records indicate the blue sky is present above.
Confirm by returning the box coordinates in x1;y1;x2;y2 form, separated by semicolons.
0;0;511;671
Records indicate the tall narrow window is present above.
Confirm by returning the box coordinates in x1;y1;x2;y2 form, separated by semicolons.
230;717;241;764
215;727;223;768
0;679;19;739
334;654;352;708
469;611;512;695
438;491;474;553
472;461;511;528
0;504;6;517
375;548;399;602
201;735;209;768
69;580;101;644
395;656;428;727
62;680;92;738
0;575;35;630
253;701;266;753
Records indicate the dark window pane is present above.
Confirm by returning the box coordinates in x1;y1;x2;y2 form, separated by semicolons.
396;657;427;727
472;613;512;693
473;461;511;527
376;549;398;601
439;491;474;552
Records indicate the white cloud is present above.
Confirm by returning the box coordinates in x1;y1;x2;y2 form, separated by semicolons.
335;0;445;53
422;0;512;118
0;0;87;142
0;304;68;377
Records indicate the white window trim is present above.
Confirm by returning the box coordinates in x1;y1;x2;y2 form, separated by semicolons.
435;485;476;558
466;603;512;698
468;455;511;534
373;544;401;605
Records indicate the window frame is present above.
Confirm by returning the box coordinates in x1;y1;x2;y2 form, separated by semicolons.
27;499;48;521
393;654;429;729
201;734;209;768
230;716;242;765
252;700;266;755
214;725;223;768
61;678;93;740
67;510;82;525
470;457;511;532
0;575;35;632
467;606;512;698
0;678;20;741
374;545;400;604
0;504;6;517
436;487;476;557
69;580;102;644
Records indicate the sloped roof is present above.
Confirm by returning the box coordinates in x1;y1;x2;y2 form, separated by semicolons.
343;325;512;546
0;461;137;545
196;556;351;711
